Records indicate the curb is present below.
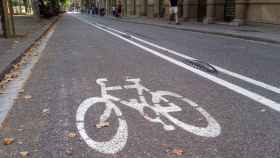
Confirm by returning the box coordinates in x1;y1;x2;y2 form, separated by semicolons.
110;17;280;45
0;15;60;82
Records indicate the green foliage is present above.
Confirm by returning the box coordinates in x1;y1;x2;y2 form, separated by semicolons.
11;0;22;6
60;0;70;8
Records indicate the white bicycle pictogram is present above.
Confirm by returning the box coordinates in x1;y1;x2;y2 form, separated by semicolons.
76;78;221;154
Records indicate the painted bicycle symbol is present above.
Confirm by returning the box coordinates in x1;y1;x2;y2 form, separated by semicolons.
76;78;221;154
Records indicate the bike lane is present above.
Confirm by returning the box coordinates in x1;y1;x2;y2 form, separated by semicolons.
0;14;280;158
82;15;280;104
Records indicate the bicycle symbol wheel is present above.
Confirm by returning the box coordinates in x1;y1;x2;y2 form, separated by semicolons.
76;97;128;154
152;91;221;137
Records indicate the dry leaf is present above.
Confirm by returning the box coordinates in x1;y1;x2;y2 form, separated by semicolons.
24;95;32;100
261;109;266;112
19;151;29;158
65;148;73;155
68;132;77;138
10;73;18;78
18;141;23;145
160;144;168;148
3;138;14;145
171;148;184;156
96;122;110;129
17;129;24;132
6;78;13;82
42;108;49;114
19;89;25;93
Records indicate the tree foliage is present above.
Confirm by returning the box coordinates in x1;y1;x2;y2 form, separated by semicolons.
37;0;67;18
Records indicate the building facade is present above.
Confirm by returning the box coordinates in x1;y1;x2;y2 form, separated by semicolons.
89;0;280;25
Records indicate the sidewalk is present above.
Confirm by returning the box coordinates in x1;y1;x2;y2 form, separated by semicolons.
0;16;59;81
108;16;280;44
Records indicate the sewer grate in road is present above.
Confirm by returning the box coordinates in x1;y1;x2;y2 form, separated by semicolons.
183;59;218;74
121;33;132;39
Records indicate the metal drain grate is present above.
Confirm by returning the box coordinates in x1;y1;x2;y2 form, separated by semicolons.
183;59;218;74
121;33;132;39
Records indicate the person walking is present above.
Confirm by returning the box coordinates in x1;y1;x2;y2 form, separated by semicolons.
169;0;179;25
112;6;116;17
116;0;122;18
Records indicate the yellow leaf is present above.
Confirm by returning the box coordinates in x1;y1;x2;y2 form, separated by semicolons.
96;122;110;129
68;132;77;138
171;148;184;156
3;138;14;145
24;95;32;100
19;151;29;158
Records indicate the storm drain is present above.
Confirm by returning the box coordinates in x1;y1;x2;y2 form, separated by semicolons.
183;59;218;74
121;33;132;39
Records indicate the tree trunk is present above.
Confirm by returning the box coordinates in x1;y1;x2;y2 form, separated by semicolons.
0;0;16;38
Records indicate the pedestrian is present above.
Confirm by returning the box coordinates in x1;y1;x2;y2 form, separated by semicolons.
95;6;98;15
169;0;179;25
91;5;94;15
117;0;122;18
112;6;116;17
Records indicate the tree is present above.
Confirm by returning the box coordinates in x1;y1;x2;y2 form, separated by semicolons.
0;0;16;38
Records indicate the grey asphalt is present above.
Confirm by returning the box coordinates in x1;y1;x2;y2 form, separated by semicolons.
0;14;280;158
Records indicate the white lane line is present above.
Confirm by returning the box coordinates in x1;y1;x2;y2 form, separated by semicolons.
74;15;280;112
92;21;280;95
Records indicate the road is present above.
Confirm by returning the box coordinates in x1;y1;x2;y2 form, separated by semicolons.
0;13;280;158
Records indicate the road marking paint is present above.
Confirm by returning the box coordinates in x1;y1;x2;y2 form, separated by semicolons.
76;78;221;154
93;21;280;95
74;15;280;112
76;97;128;154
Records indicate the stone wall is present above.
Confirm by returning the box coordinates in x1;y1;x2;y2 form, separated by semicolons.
98;0;280;25
246;0;280;24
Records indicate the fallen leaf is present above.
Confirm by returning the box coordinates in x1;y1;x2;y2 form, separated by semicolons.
10;73;18;78
96;122;110;129
24;95;32;100
68;132;77;138
17;141;23;145
17;129;24;132
42;108;49;114
19;151;29;158
160;144;168;148
3;138;14;145
6;78;13;82
65;148;73;155
261;109;266;112
170;148;184;156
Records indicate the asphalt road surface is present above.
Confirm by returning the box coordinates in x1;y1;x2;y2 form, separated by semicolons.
0;13;280;158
